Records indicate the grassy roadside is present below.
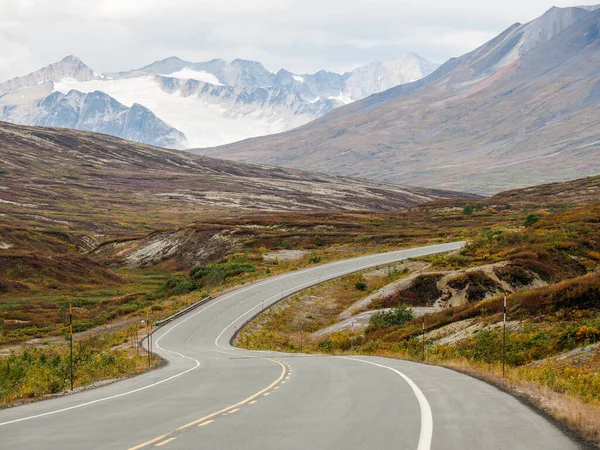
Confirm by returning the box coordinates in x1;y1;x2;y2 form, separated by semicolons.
237;273;600;446
0;327;161;407
235;204;600;446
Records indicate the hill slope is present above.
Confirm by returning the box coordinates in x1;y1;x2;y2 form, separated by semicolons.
0;121;473;237
193;6;600;195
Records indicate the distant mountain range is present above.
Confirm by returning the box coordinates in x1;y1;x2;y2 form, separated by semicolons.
193;5;600;195
0;54;437;149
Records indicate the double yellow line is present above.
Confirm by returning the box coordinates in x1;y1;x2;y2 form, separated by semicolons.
127;359;286;450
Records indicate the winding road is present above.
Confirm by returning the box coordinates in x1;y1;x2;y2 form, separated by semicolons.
0;242;584;449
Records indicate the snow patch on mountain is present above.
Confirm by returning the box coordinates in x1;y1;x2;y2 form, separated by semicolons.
53;75;311;147
293;75;304;83
159;68;223;85
328;92;353;105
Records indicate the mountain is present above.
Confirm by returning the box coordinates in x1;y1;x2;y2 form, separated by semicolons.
1;89;185;148
0;121;476;237
0;56;185;148
0;54;438;149
0;55;95;95
342;53;439;101
192;6;600;195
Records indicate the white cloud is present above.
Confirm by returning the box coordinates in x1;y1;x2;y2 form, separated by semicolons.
0;0;594;81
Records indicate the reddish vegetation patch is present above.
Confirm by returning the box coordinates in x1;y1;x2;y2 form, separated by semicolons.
0;254;121;291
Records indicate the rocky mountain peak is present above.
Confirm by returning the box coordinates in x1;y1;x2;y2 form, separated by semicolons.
0;54;96;95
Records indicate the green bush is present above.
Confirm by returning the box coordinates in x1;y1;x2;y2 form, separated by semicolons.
524;213;540;227
314;235;325;247
355;281;367;291
189;262;256;287
308;255;322;264
463;204;474;215
159;277;200;295
369;305;414;330
272;240;293;250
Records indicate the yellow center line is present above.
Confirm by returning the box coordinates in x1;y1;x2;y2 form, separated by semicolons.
128;359;286;450
228;408;240;414
154;437;176;447
197;420;214;427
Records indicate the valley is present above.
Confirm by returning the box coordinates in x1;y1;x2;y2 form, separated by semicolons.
1;3;600;448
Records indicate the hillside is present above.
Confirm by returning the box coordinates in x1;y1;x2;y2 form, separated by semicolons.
0;121;471;239
194;6;600;195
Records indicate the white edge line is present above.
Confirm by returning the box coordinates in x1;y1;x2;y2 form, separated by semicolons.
0;242;462;427
0;359;200;427
339;356;433;450
214;242;465;350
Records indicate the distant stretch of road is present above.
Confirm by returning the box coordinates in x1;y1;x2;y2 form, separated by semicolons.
0;242;584;449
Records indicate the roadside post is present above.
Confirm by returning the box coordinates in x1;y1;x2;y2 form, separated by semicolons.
69;303;74;390
300;319;304;353
502;294;507;377
150;314;153;365
422;315;425;362
145;312;151;368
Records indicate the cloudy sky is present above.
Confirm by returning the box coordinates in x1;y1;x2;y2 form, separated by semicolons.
1;0;594;81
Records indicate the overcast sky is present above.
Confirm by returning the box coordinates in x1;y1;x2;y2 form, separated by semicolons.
0;1;594;81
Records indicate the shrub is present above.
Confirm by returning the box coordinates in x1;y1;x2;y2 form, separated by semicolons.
524;213;540;227
159;277;200;296
308;255;322;264
448;273;469;290
395;275;443;306
465;272;501;302
189;262;256;287
575;326;600;344
495;265;535;288
355;281;367;291
272;240;293;250
369;305;414;330
462;204;474;215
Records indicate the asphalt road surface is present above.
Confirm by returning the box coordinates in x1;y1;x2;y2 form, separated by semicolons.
0;242;585;449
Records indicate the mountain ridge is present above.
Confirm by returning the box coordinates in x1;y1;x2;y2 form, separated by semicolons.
191;5;600;195
0;53;438;148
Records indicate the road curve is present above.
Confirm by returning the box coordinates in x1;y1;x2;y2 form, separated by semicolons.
0;242;584;449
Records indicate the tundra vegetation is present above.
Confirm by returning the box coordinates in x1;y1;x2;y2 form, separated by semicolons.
1;140;599;444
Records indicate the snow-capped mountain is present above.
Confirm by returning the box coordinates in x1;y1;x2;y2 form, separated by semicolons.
0;55;96;95
0;54;437;149
192;5;600;195
343;53;439;102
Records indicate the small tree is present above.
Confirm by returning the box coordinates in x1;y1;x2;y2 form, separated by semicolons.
462;204;474;215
